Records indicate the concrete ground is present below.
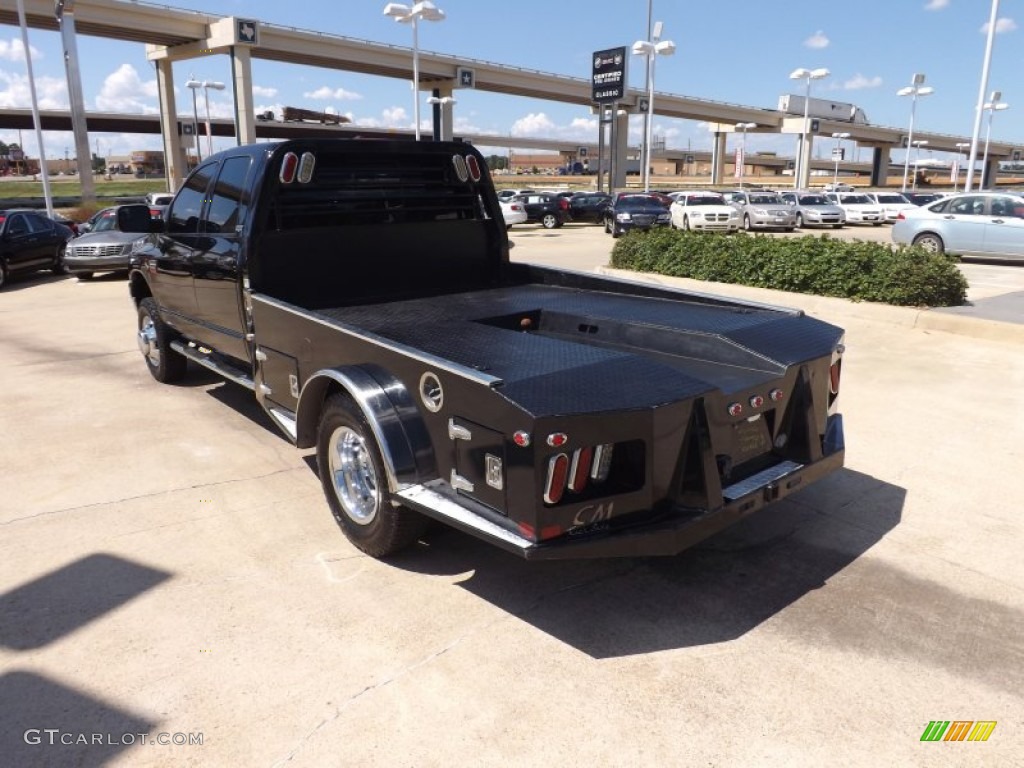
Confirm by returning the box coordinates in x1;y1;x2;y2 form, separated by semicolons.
1;226;1022;767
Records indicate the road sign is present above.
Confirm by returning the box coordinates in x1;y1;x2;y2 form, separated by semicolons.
638;97;649;113
685;154;695;164
1014;149;1022;162
592;47;627;103
810;119;820;133
181;122;197;136
236;18;259;45
457;67;475;88
831;147;845;161
578;147;587;157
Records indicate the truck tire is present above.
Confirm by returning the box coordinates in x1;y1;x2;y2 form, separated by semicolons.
317;394;427;557
137;297;187;383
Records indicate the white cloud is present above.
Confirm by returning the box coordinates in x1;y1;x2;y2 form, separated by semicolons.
804;30;829;49
95;64;158;113
252;85;278;98
0;38;42;62
842;74;883;90
0;69;68;109
303;85;362;101
924;0;949;10
981;17;1017;34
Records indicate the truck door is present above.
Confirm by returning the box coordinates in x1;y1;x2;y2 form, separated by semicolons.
157;162;216;338
192;156;254;362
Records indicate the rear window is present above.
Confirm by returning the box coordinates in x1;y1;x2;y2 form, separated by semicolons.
688;195;725;205
841;195;872;204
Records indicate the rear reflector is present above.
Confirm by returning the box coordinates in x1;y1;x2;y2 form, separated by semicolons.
452;155;468;182
279;152;298;184
543;453;569;504
728;402;743;417
297;151;316;184
568;447;593;493
465;154;482;182
830;360;842;395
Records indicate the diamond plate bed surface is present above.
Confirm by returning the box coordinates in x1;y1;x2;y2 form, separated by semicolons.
314;284;842;416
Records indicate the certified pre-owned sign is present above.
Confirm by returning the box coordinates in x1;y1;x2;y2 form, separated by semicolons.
592;47;627;103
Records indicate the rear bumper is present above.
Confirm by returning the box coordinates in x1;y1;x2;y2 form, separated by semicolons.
401;415;846;561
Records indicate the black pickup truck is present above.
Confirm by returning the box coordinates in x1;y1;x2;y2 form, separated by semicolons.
129;139;845;560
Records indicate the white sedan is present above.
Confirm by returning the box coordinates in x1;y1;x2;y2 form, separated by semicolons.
826;192;885;226
669;191;740;232
500;199;527;229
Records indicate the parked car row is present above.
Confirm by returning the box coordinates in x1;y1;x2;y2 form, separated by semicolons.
0;202;162;290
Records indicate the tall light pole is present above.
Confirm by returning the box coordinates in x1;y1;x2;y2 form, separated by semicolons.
954;141;970;191
187;79;225;158
897;74;934;193
186;73;202;162
383;2;446;141
911;140;929;190
831;131;850;190
735;122;756;187
966;0;1001;191
789;67;830;189
632;23;676;192
980;92;1009;189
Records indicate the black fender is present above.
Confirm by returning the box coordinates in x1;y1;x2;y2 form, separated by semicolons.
295;365;437;492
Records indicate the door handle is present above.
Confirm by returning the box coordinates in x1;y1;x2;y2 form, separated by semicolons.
991;219;1005;224
943;215;956;220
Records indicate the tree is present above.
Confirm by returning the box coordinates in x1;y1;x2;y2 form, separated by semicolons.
91;153;105;172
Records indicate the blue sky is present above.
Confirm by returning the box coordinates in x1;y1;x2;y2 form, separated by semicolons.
0;0;1019;163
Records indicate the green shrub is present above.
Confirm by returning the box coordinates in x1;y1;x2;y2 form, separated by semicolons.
609;230;967;307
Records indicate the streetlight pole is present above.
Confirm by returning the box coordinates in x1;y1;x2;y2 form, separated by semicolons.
965;0;1001;192
954;142;970;191
897;74;934;193
911;140;928;190
426;95;456;142
789;67;830;189
831;131;850;190
980;92;1009;189
383;2;446;141
632;24;676;192
735;122;755;188
186;73;202;162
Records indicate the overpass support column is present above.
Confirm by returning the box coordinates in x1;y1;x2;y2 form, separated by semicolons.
710;131;726;185
981;157;1000;189
870;146;891;187
430;85;455;141
154;59;187;191
230;45;256;145
797;135;815;188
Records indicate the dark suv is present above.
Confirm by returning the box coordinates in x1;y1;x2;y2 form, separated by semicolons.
568;192;612;224
0;209;74;289
514;193;570;229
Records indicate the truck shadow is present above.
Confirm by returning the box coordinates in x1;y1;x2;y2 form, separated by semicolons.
391;469;917;657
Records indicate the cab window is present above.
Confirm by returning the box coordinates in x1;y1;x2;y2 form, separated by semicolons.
205;157;253;234
168;162;217;235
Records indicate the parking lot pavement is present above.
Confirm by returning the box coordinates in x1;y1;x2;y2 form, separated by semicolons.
2;270;1023;766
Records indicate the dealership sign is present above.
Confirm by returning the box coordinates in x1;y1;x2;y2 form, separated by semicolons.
592;47;627;103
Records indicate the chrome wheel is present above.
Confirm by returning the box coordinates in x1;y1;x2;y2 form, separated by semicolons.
327;426;380;525
913;233;944;254
137;314;160;368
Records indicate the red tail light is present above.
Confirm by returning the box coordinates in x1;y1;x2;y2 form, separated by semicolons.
568;447;593;493
896;212;906;221
559;198;570;211
149;208;161;217
830;360;842;396
543;453;569;505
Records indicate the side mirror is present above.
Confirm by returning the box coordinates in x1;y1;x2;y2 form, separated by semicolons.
117;204;156;233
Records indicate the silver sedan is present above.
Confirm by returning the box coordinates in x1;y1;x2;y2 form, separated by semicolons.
891;192;1024;261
